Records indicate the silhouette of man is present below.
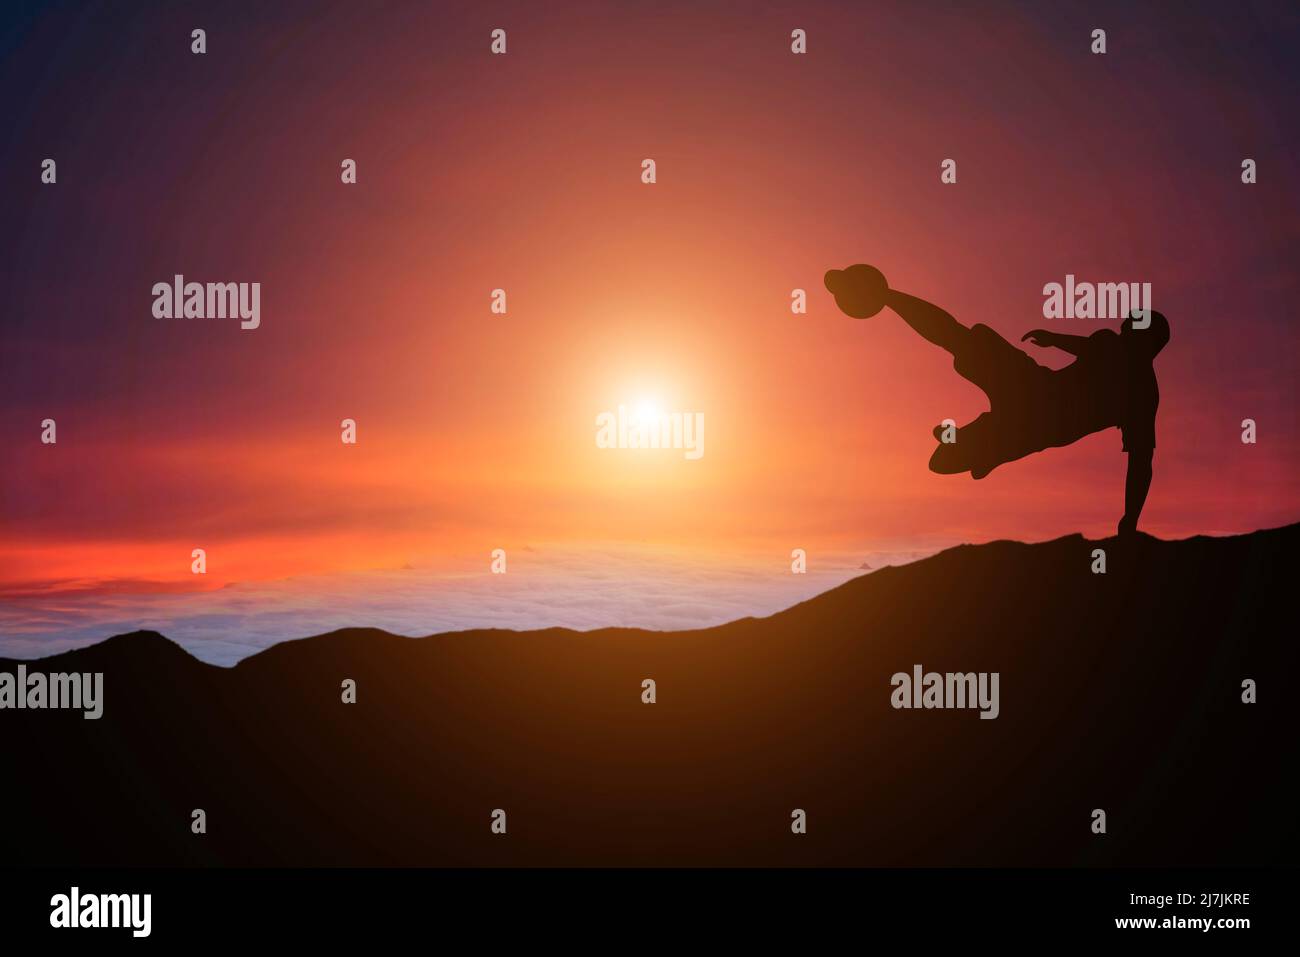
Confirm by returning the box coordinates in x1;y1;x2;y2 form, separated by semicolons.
825;264;1169;535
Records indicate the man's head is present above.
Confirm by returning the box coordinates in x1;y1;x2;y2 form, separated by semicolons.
1121;309;1170;358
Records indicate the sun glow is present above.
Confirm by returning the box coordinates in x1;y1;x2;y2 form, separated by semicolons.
633;399;661;427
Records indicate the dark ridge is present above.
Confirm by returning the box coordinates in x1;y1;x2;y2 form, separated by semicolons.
1;523;1296;866
0;629;208;670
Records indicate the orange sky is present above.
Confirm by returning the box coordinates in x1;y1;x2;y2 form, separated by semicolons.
1;2;1297;658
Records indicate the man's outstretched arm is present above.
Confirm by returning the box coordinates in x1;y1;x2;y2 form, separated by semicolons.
1021;329;1097;357
1119;448;1153;536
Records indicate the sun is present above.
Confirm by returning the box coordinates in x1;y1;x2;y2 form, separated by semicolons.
633;399;661;426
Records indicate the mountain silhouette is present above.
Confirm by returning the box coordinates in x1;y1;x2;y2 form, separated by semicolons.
2;525;1295;866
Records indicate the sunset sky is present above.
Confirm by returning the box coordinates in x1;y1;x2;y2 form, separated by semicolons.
2;1;1297;662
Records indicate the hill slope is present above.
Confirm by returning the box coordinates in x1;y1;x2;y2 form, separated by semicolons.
2;526;1296;866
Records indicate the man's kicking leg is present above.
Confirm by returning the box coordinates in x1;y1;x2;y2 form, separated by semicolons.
826;265;1034;478
824;265;973;356
930;414;986;474
881;289;973;356
928;412;1009;478
873;287;1004;475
